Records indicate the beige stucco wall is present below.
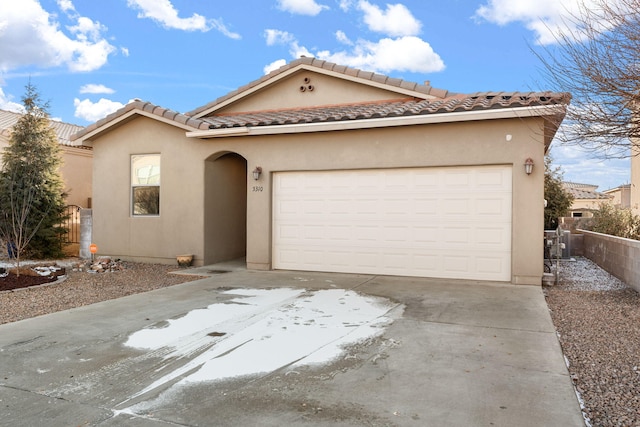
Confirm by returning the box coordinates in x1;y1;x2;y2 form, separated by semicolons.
1;134;92;208
606;186;632;210
91;118;206;263
90;114;547;285
204;153;247;263
60;145;93;207
214;71;417;115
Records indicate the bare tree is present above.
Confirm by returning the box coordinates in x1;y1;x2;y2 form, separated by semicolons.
538;0;640;158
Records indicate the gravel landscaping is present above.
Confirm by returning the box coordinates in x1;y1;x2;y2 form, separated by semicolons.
0;260;204;325
544;257;640;427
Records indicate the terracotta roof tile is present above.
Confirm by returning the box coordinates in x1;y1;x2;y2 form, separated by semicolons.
71;100;210;141
186;57;452;117
567;188;612;200
201;92;569;130
563;182;611;200
70;59;570;141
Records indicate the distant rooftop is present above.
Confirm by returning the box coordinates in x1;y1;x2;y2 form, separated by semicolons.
563;182;599;190
0;109;85;147
563;182;611;200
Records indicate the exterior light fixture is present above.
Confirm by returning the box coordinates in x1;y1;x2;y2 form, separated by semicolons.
252;166;262;180
524;158;534;175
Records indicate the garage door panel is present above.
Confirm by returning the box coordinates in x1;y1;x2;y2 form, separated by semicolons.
273;166;512;281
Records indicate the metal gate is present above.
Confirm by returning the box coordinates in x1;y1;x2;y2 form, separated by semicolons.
63;205;81;244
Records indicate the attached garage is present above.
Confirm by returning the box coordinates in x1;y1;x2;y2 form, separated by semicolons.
273;165;512;281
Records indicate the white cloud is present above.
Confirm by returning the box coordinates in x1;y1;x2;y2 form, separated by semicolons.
338;0;354;12
264;4;442;76
276;0;329;16
318;36;445;74
74;97;124;122
289;41;314;59
264;29;295;46
56;0;75;13
126;0;240;38
68;16;105;41
264;59;287;74
550;141;631;190
79;84;115;94
0;88;24;113
335;30;352;45
0;0;116;72
265;24;443;75
358;0;421;37
474;0;613;45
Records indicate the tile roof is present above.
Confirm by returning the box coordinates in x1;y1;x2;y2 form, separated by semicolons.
565;187;612;200
0;109;86;147
187;57;451;118
201;92;570;130
72;100;211;141
563;182;611;200
603;184;631;192
71;59;570;142
563;181;599;190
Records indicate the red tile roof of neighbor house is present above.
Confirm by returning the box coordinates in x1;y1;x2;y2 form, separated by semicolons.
71;58;571;141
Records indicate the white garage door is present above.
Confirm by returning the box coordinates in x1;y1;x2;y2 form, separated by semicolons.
273;166;512;281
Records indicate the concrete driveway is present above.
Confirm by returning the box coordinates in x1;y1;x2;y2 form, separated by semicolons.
0;267;585;426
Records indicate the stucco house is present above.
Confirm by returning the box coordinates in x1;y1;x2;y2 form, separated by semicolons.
72;58;569;285
562;182;613;217
603;184;631;209
0;109;93;209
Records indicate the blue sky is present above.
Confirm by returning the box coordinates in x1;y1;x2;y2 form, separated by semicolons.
0;0;630;190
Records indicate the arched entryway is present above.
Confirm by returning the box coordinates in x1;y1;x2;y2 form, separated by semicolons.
203;152;247;265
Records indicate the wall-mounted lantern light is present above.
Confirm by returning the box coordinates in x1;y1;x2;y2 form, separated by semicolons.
524;158;534;175
252;166;262;180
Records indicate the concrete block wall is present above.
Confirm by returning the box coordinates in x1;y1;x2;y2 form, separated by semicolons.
580;229;640;292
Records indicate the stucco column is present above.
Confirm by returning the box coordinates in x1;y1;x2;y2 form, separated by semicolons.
246;169;272;270
511;150;546;285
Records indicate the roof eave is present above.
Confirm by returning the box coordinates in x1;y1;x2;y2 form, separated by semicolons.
187;104;567;139
74;109;204;145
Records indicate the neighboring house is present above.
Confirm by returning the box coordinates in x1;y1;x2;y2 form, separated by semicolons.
72;58;569;285
603;184;631;209
562;182;613;217
0;109;93;208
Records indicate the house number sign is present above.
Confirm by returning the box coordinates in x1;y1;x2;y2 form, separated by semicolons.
252;186;263;192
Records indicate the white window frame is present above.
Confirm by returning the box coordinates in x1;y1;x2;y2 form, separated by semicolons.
131;154;160;216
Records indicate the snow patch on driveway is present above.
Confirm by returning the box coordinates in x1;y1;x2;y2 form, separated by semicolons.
122;287;401;407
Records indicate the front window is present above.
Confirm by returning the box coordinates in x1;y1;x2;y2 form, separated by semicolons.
132;154;160;215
